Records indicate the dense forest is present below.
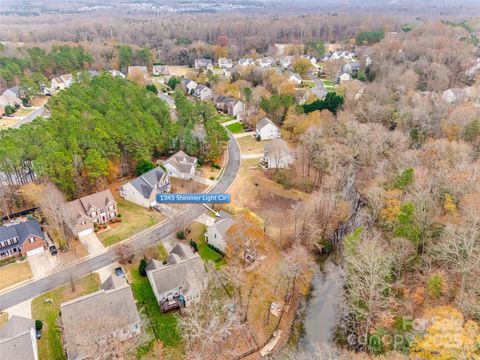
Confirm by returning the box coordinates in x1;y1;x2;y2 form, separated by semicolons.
0;75;227;198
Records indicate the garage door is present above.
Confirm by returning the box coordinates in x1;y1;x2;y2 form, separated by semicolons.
26;247;45;256
78;228;94;237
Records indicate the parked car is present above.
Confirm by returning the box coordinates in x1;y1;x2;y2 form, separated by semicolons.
115;266;126;279
49;245;57;256
35;330;41;339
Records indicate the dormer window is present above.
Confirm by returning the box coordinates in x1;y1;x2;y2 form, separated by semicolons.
90;211;97;217
29;237;35;243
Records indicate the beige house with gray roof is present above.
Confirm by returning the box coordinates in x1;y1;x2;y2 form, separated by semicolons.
64;189;117;237
0;316;38;360
163;150;197;180
120;167;170;208
205;217;234;252
60;275;141;360
146;244;206;312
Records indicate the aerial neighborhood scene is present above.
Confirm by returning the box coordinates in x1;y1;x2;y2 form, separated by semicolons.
1;0;480;359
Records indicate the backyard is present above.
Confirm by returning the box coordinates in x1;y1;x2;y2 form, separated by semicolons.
31;274;101;360
214;113;235;123
0;260;32;290
128;265;184;359
226;121;244;134
98;198;165;246
189;221;224;266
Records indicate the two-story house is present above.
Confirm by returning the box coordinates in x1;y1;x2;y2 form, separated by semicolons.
214;96;244;117
51;74;73;90
146;244;206;312
60;275;141;360
256;117;281;140
261;139;295;169
64;189;117;237
218;58;233;69
120;167;170;208
205;217;234;253
194;59;213;70
193;84;212;100
0;220;46;258
163;150;197;180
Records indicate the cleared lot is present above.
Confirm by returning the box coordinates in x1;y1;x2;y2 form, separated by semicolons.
0;261;33;290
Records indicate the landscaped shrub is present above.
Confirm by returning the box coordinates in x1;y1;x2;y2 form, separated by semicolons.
176;231;185;240
212;164;221;170
138;258;148;277
117;214;122;218
190;240;198;252
35;320;43;331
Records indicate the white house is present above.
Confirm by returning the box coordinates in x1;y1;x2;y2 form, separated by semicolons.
258;57;275;67
218;58;233;69
51;74;73;90
193;84;212;100
0;315;38;360
205;217;234;252
146;244;206;311
238;58;255;66
256;117;280;140
289;73;302;85
152;65;169;76
120;167;170;208
194;59;213;70
127;66;148;76
261;139;294;169
280;56;294;69
163;150;197;180
181;79;198;95
338;72;352;84
109;70;126;79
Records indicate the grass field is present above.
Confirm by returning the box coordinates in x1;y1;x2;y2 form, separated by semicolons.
129;266;184;359
236;136;264;155
189;222;224;267
322;79;334;87
31;274;100;360
301;80;316;88
214;113;235;123
99;198;164;246
226;122;244;134
0;261;32;290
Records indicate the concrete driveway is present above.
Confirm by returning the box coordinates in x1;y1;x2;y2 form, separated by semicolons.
28;251;56;280
79;233;105;255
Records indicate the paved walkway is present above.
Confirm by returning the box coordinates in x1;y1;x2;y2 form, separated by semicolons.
95;262;121;283
222;119;239;126
195;213;215;227
234;132;255;138
241;153;263;159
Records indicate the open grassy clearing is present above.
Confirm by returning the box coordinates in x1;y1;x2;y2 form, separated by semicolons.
226;121;244;134
0;261;32;290
236;135;265;155
31;274;100;360
99;198;165;246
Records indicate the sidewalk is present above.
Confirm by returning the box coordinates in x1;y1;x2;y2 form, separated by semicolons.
234;132;254;138
241;153;263;159
222;119;239;126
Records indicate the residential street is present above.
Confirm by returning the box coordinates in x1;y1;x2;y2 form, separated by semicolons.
0;133;240;310
11;106;47;129
307;71;328;99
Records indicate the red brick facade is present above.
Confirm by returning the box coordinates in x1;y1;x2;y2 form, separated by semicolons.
20;235;46;256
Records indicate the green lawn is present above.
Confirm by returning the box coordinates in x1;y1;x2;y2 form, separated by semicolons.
130;267;184;358
214;113;235;123
31;274;101;360
190;222;225;267
226;122;244;134
301;80;316;88
322;79;334;87
99;198;164;246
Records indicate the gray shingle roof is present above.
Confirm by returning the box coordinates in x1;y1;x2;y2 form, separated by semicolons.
0;316;36;360
129;167;166;199
212;217;234;237
60;277;140;360
0;220;44;254
256;117;275;131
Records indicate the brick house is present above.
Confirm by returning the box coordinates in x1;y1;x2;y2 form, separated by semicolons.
0;220;46;258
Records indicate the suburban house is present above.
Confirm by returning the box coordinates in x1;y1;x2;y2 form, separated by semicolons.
109;70;126;78
3;86;22;103
214;96;244;116
279;56;294;69
64;189;117;237
258;57;275;67
0;315;38;360
323;50;355;61
146;243;206;312
261;139;295;169
51;74;73;90
256;117;280;140
163;150;197;180
193;84;212;100
60;275;141;360
152;65;169;76
181;79;198;94
205;217;234;253
0;220;46;258
288;73;302;85
120;167;170;208
218;58;233;69
194;59;213;70
238;58;255;66
341;61;361;74
337;72;352;84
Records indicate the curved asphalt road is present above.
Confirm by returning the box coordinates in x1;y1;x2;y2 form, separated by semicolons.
307;71;328;99
0;133;241;310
